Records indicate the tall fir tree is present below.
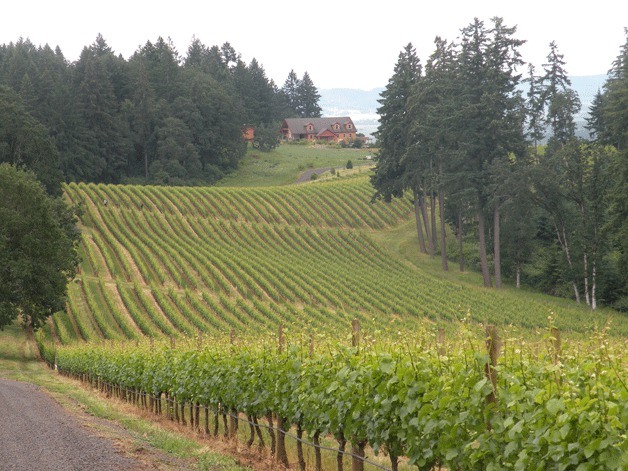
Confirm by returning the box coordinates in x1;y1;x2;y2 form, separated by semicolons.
282;69;301;117
296;71;321;118
454;17;526;287
371;43;427;253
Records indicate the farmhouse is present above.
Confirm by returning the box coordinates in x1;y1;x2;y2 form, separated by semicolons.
280;117;357;142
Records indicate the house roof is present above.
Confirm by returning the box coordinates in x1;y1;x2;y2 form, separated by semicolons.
282;117;356;136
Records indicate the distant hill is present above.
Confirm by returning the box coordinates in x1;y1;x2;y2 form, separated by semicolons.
320;75;607;140
319;88;384;139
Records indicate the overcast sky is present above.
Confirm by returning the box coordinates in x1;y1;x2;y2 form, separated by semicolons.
3;1;626;90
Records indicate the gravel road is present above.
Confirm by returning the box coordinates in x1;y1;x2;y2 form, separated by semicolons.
0;378;141;471
296;167;334;183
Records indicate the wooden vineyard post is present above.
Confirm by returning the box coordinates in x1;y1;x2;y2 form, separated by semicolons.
309;333;314;357
484;324;500;430
351;319;360;351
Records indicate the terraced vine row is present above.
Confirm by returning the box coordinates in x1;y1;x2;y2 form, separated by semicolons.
47;176;625;346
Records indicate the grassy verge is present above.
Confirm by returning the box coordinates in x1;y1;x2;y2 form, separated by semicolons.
372;218;626;337
0;324;249;471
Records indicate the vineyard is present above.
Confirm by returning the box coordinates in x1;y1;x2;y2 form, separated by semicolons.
35;174;627;470
39;175;626;346
42;322;626;470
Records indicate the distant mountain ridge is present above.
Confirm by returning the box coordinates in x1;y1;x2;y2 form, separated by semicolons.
320;75;607;139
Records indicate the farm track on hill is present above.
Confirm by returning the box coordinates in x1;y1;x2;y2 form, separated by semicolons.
0;378;146;470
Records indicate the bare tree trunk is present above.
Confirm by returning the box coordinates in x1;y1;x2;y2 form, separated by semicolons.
583;253;591;306
478;207;492;287
554;221;581;303
438;190;448;271
420;194;433;255
413;191;427;254
493;205;502;289
591;256;597;310
458;211;464;272
144;149;149;180
516;263;521;289
430;192;438;258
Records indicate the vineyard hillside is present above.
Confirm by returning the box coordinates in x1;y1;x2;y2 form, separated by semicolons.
41;175;627;345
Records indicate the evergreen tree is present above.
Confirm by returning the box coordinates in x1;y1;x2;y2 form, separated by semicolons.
594;29;627;150
128;57;161;179
0;85;63;195
151;116;201;184
73;36;131;182
220;42;239;69
234;58;277;124
524;64;546;156
408;37;458;267
585;30;628;309
296;71;321;118
282;69;301;117
454;17;526;287
541;41;581;147
371;43;426;253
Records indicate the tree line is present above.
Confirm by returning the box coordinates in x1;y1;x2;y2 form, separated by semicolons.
0;35;322;188
372;19;627;311
0;34;325;331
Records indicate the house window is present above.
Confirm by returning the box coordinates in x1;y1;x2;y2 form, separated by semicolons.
346;123;352;129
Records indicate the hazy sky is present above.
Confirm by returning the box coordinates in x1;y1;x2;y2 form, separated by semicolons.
3;1;626;90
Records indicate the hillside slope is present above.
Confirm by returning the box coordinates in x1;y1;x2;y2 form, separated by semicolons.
42;174;626;344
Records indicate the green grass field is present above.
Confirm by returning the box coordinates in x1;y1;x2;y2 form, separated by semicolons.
216;142;375;186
